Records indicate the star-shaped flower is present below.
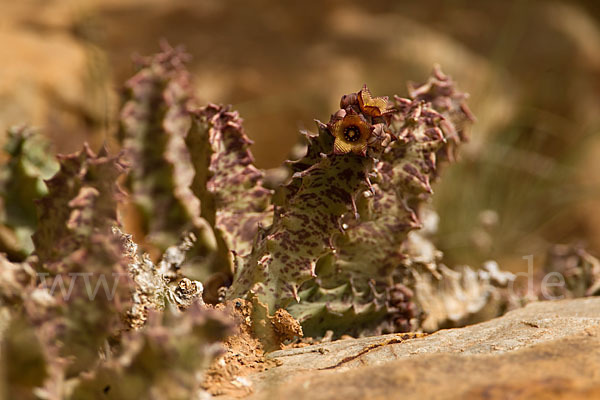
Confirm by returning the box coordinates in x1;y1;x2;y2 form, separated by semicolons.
329;110;373;156
358;85;390;117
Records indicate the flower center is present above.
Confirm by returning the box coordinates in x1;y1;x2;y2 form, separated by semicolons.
343;126;361;142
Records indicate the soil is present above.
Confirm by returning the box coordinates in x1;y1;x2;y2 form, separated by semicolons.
201;299;303;398
201;298;426;398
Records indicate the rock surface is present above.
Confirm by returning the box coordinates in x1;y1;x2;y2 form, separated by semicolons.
236;298;600;399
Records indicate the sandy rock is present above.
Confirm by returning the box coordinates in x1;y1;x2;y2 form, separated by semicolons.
240;298;600;400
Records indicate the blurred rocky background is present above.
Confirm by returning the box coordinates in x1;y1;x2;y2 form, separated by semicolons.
2;0;599;273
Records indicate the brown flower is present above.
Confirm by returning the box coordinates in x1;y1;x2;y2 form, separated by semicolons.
330;111;373;156
358;85;389;117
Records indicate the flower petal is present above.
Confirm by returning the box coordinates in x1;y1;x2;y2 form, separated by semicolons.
333;138;355;154
329;108;373;156
358;85;389;117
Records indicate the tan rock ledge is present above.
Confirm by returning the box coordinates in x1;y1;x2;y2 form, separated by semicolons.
237;298;600;400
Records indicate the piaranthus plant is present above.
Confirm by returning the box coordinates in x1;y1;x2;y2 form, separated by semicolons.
226;67;515;336
113;48;521;337
3;47;599;392
2;46;600;398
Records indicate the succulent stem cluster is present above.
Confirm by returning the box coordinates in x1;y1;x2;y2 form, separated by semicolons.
0;47;235;399
1;46;600;398
227;67;509;336
0;141;231;398
115;48;507;339
0;127;58;260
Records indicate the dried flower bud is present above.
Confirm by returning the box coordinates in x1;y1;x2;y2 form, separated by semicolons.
340;92;358;108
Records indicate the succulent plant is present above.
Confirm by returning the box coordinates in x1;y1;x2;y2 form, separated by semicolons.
119;45;274;292
226;68;521;337
0;126;58;260
542;243;600;298
0;141;229;399
116;47;505;336
28;144;133;391
31;144;126;267
187;103;274;273
71;303;232;400
118;44;214;255
4;45;600;399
